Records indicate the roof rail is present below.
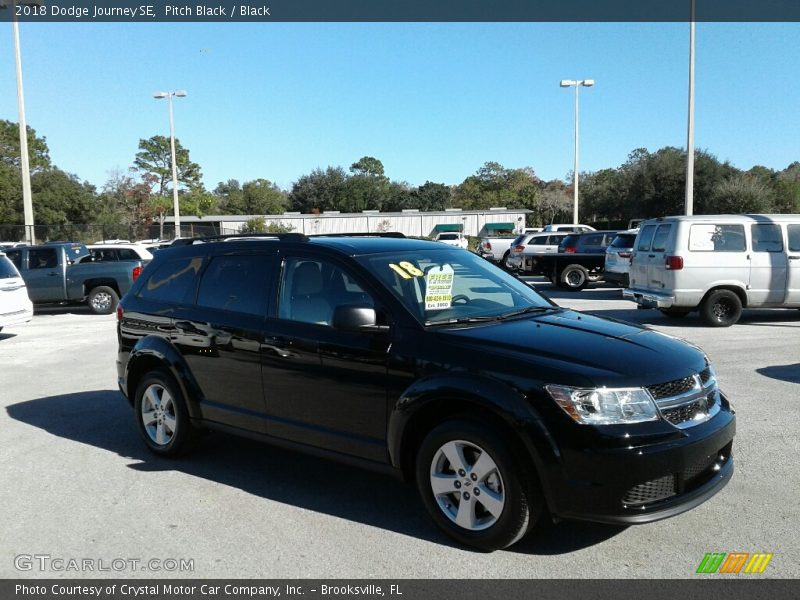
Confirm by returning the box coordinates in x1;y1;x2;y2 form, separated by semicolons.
170;233;310;246
309;232;406;239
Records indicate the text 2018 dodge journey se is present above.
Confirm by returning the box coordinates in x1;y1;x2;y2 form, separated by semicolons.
117;233;735;550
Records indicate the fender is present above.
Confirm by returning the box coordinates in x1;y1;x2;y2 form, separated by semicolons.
126;335;204;420
387;371;562;488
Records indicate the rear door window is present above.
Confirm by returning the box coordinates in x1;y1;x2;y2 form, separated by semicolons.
197;255;273;316
5;250;22;270
637;225;657;251
788;224;800;252
530;236;548;246
651;224;672;252
689;224;746;252
138;257;203;304
751;224;783;252
28;248;58;269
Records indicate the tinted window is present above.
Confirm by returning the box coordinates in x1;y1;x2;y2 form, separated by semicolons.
530;236;548;246
28;248;57;269
689;224;746;252
581;234;603;247
278;258;374;327
610;234;636;249
438;233;459;241
560;235;579;248
5;250;21;270
788;225;800;252
117;248;141;260
751;224;783;253
549;234;567;244
651;224;672;252
138;257;203;304
637;225;657;251
196;254;272;316
0;255;20;279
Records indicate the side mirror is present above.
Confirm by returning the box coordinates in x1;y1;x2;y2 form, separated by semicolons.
332;305;389;332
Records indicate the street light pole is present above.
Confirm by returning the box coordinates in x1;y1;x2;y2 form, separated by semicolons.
12;8;35;245
153;90;187;238
685;0;696;216
560;79;595;225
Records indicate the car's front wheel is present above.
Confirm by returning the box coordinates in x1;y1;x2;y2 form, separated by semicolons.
134;369;195;456
415;420;539;551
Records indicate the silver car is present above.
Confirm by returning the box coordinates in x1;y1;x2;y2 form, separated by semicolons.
507;232;569;272
603;229;638;287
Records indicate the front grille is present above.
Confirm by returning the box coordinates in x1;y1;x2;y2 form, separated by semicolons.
699;367;712;384
647;376;696;400
684;453;719;482
662;399;706;425
622;475;676;506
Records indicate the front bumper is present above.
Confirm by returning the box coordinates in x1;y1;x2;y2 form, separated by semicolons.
603;271;629;287
623;288;675;309
534;399;736;525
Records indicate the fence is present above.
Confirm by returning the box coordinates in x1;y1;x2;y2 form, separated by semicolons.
0;223;238;244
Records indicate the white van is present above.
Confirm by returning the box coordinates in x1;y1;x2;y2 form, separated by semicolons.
624;214;800;326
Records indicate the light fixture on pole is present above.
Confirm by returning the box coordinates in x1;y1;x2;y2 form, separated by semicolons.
153;90;187;238
560;79;595;225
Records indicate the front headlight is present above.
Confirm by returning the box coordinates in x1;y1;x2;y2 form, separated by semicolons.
545;385;660;425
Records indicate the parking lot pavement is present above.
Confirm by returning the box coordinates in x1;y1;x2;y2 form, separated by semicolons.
1;290;798;579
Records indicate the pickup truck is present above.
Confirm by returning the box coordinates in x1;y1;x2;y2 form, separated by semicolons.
476;235;519;267
3;242;145;314
525;230;619;290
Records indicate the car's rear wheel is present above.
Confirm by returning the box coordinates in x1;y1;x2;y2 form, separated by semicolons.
88;285;119;315
134;369;195;456
560;265;589;291
415;420;538;551
700;289;742;327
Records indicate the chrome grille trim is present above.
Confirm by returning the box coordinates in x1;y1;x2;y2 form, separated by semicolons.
647;372;719;428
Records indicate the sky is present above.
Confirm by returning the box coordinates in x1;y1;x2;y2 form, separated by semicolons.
0;22;798;193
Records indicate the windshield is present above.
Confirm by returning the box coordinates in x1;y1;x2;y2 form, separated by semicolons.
0;255;21;279
359;247;555;325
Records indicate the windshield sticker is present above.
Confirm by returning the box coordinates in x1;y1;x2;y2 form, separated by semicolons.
388;261;424;280
425;264;454;310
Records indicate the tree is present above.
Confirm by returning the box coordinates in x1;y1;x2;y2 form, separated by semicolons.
710;175;774;214
350;156;385;178
214;179;245;214
241;179;288;214
99;169;157;239
134;135;202;196
240;217;294;234
0;119;51;172
289;166;349;213
413;181;451;211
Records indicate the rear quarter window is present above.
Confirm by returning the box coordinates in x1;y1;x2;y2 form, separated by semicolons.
751;224;783;252
138;256;203;304
689;224;746;252
196;255;273;316
651;224;672;252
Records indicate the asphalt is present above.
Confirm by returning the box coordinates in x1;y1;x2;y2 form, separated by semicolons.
0;282;797;579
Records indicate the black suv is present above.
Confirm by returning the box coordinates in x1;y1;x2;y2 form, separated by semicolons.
117;233;735;550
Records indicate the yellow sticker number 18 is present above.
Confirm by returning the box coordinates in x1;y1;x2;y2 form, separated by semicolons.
389;261;424;279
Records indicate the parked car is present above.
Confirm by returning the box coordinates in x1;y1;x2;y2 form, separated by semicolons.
603;229;639;287
541;224;596;233
527;230;620;290
118;232;735;551
624;214;800;326
4;242;145;314
433;232;468;250
476;234;519;266
506;232;569;273
81;244;154;264
0;252;33;333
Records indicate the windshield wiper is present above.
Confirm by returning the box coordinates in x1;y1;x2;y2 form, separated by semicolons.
496;306;561;319
426;315;502;326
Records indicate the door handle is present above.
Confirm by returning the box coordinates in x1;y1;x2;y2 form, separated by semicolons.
789;256;800;260
648;254;655;258
264;336;289;347
47;272;58;277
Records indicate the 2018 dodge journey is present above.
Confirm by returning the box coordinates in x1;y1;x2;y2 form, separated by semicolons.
116;233;735;550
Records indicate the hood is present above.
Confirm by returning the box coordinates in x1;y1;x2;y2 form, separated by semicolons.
437;309;705;388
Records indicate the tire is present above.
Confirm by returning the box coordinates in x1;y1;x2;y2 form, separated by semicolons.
560;264;589;291
87;285;119;315
501;250;511;270
700;289;742;327
660;308;691;319
134;369;195;457
415;420;539;551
